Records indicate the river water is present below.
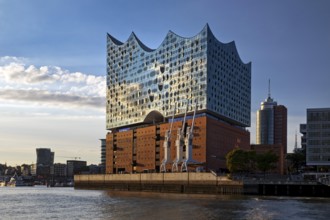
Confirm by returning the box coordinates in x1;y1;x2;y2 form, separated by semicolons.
0;187;329;220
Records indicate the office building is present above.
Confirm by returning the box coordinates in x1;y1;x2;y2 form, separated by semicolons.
67;160;87;177
52;163;67;177
36;148;54;177
302;108;330;167
106;25;251;173
300;124;307;150
100;139;106;166
256;85;287;148
100;139;106;173
36;148;54;166
255;83;287;174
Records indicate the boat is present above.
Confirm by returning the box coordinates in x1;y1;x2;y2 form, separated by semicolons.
7;173;25;187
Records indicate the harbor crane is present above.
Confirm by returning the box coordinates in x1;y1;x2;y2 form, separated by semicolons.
172;104;188;172
181;101;198;172
160;105;176;173
58;156;81;160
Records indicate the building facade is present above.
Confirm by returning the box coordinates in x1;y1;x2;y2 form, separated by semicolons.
302;108;330;167
106;24;251;130
256;94;287;149
106;25;251;173
106;116;250;173
52;163;67;177
100;139;106;166
67;160;87;177
36;148;54;178
255;85;287;174
273;105;288;152
300;123;307;150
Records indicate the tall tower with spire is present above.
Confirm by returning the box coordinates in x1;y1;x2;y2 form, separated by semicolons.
256;80;287;150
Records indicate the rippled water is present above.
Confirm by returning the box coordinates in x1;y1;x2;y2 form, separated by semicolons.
0;187;329;220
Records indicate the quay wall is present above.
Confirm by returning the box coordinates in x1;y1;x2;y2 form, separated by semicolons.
74;173;243;195
75;173;330;197
244;182;330;197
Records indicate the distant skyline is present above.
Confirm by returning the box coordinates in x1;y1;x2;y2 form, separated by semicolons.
1;0;330;166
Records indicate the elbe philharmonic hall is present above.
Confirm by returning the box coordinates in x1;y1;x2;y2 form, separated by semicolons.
106;25;251;174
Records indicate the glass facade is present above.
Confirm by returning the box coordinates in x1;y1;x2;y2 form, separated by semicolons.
306;108;330;166
106;25;251;130
256;97;277;144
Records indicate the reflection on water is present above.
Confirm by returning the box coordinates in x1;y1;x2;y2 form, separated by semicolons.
0;187;329;220
102;191;330;220
102;191;247;220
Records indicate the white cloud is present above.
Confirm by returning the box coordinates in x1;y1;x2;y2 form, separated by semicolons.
0;89;104;109
0;56;106;111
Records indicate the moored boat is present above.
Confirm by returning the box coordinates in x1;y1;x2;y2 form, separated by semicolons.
7;173;25;187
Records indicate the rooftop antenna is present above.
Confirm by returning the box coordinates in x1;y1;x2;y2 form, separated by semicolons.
268;79;271;98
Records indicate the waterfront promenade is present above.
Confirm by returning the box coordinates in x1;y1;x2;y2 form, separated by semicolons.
75;172;330;197
74;172;243;194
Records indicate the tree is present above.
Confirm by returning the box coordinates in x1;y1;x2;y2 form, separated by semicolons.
244;150;257;173
226;148;256;174
226;148;245;174
286;148;305;173
256;150;278;177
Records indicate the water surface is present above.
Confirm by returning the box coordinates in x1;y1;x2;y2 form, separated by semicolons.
1;187;329;219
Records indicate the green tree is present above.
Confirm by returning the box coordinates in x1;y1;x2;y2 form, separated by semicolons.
244;150;257;173
226;148;257;174
286;148;305;173
226;148;245;173
256;150;278;177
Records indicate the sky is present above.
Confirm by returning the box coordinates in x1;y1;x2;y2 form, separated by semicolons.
0;0;329;166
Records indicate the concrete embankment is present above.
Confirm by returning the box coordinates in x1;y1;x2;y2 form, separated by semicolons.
244;181;330;197
74;173;243;195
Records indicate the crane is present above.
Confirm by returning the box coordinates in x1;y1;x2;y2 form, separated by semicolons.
58;156;81;160
181;100;198;172
160;105;176;173
172;103;188;172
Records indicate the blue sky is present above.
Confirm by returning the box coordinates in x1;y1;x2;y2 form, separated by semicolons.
0;0;329;166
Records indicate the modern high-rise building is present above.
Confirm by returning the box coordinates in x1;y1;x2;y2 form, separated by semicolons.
36;148;54;177
106;24;251;130
256;83;287;149
256;95;277;145
301;108;330;167
106;25;251;173
255;83;287;174
36;148;54;166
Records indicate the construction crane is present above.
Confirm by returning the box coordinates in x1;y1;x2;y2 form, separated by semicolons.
58;156;81;160
181;101;198;172
160;105;176;173
172;104;188;172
